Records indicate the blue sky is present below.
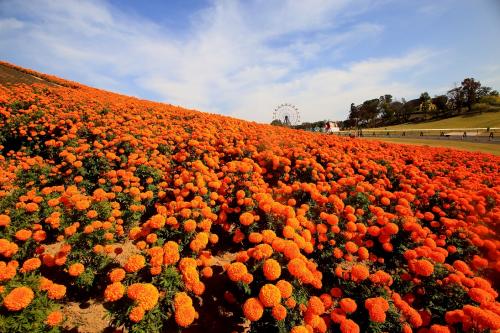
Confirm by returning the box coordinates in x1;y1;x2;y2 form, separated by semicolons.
0;0;499;123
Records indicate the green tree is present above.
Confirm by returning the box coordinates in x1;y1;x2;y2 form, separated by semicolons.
390;101;405;123
477;86;499;98
432;95;449;116
447;86;465;113
379;95;394;121
419;92;432;119
359;98;380;126
461;78;481;111
346;103;360;129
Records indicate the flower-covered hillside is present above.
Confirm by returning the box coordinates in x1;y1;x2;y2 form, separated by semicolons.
0;61;499;333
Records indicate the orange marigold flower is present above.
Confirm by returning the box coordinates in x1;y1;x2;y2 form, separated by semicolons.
0;214;10;227
146;233;157;244
252;243;273;260
104;282;125;302
127;283;159;310
150;266;162;276
3;286;34;311
21;258;41;273
290;325;309;333
344;241;358;254
263;259;281;281
25;202;39;213
109;268;126;282
183;219;197;233
163;241;180;265
307;296;325;315
174;292;196;327
249;232;263;243
47;283;66;300
468;287;494;304
232;229;245;243
149;214;166;229
182;265;200;286
365;297;389;323
272;304;287;321
0;261;17;281
0;238;19;258
39;277;53;291
45;310;64;326
124;254;146;273
129;306;145;322
276;279;293;299
471;255;488;270
402;323;413;333
68;263;84;277
201;266;213;278
287;257;307;278
33;230;47;242
262;229;277;244
320;293;333;309
340;319;360;333
369;270;393;286
174;292;193;308
330;308;346;324
285;297;297;309
192;281;206;296
339;298;357;314
283;241;301;260
259;284;281;308
282;225;295;239
351;264;370;282
413;259;434;277
174;303;197;327
209;233;218;244
241;273;254;284
243;297;264;321
239;212;254;226
190;232;209;252
429;324;451;333
74;199;90;211
86;209;98;219
227;262;248;282
15;229;32;241
93;245;104;254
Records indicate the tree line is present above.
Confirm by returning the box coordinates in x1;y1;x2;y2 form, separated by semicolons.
270;119;329;132
342;78;498;129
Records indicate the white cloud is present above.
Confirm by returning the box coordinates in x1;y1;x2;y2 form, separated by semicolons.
0;0;438;123
229;49;435;122
417;1;452;16
0;18;24;30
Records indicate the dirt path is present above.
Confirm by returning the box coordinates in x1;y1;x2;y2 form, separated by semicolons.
0;63;59;86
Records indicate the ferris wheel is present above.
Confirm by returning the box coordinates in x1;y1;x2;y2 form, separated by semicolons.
272;103;300;126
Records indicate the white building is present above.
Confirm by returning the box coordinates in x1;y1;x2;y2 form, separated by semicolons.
325;121;340;133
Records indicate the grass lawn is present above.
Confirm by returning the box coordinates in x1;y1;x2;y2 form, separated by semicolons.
366;137;500;155
369;111;500;130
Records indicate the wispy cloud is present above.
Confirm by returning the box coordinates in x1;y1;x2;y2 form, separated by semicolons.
0;0;440;122
417;1;452;16
0;18;24;30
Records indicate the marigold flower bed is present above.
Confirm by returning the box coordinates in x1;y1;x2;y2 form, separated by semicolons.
0;61;499;333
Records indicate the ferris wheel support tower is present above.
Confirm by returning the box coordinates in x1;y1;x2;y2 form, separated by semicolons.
272;103;300;126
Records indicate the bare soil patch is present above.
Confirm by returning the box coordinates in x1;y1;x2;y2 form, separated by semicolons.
0;63;58;86
62;299;114;333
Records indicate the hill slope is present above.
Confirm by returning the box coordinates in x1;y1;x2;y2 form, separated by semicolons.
0;62;499;333
370;111;500;130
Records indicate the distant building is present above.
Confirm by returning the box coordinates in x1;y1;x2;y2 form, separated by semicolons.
325;121;340;133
